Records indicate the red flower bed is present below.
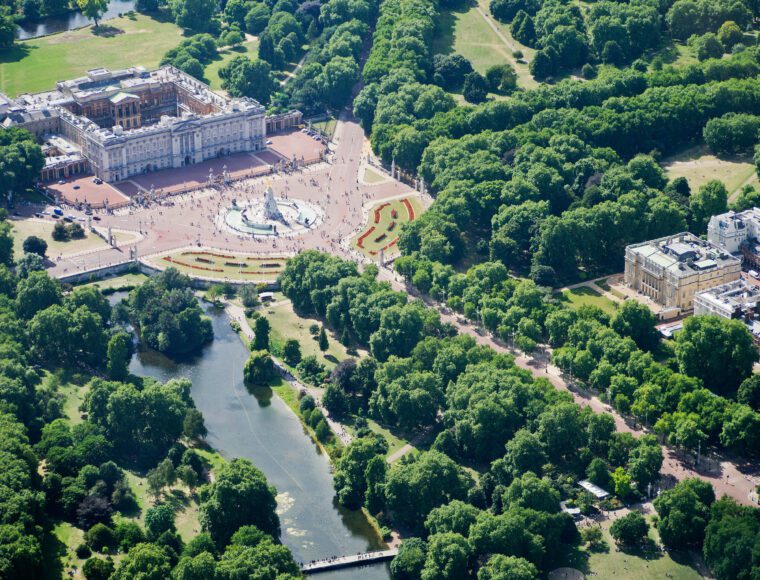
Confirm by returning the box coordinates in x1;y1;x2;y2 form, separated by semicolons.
388;221;396;231
225;262;248;268
195;257;214;264
391;209;398;219
402;198;415;221
374;233;387;243
357;226;376;248
163;256;223;273
374;202;390;224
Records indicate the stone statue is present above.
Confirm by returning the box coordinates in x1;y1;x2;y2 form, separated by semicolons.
262;185;283;221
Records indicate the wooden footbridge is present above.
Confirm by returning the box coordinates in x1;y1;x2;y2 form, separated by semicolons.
300;548;399;574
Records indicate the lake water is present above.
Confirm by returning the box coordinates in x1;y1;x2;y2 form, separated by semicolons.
16;0;137;40
125;300;391;578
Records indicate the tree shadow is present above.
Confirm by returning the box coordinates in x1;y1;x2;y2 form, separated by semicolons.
0;43;33;64
249;385;273;407
324;354;338;364
91;24;125;37
40;523;67;580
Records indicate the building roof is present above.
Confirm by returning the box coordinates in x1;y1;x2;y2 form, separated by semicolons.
626;233;739;278
578;480;610;499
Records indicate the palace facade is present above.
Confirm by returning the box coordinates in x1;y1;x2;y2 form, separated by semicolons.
0;66;270;182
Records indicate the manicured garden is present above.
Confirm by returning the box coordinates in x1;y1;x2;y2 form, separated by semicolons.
353;196;422;258
159;250;287;281
0;13;184;97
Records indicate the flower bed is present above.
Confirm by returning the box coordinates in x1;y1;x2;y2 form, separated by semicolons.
402;198;415;221
195;257;214;264
357;226;376;249
163;256;223;273
374;202;390;224
261;263;282;268
374;233;387;243
391;209;398;219
225;262;248;268
388;220;396;232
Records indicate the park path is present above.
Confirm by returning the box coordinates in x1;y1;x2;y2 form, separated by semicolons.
375;267;759;506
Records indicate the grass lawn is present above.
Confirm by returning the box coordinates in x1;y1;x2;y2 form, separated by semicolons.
0;13;185;97
60;382;88;425
353;197;423;259
474;0;538;88
662;144;759;201
205;39;259;91
312;117;337;138
158;249;287;282
556;286;619;316
584;516;705;579
366;419;409;458
11;218;109;257
47;521;86;580
362;167;387;184
258;298;358;373
80;272;148;291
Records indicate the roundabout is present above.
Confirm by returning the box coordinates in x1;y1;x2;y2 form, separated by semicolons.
220;185;323;238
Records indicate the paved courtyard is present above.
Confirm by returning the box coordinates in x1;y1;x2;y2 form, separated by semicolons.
46;176;130;208
37;117;427;279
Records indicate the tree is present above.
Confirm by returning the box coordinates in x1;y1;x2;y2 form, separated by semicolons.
717;21;744;51
16;271;61;319
720;404;760;456
691;33;724;61
216;538;299;578
609;511;648;546
145;503;176;540
239;284;258;308
317;326;329;352
586;457;612;489
610;467;633;500
243;350;277;386
612;299;659;351
425;500;480;537
77;0;108;27
0;8;15;50
463;72;488;103
485;64;517;94
477;554;537;580
675;315;755;397
421;532;471;580
245;3;270;34
218;56;277;104
391;537;427;579
22;236;47;257
654;478;714;548
385;451;472;531
170;0;217;31
106;332;131;381
183;408;207;441
282;339;301;365
173;552;217;580
82;557;115;580
111;543;172;580
199;458;280;547
84;524;115;552
737;374;760;411
703;497;760;580
690;180;728;233
251;316;270;351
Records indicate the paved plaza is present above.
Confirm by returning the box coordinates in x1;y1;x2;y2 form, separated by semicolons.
36;116;426;279
46;176;131;208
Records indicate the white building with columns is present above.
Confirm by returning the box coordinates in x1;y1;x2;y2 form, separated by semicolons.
1;66;267;182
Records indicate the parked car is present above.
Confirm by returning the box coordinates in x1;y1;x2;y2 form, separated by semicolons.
750;270;760;280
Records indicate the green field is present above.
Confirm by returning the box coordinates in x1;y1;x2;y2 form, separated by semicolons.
81;272;149;292
158;250;287;282
354;197;423;258
556;286;619;316
310;116;338;139
0;14;185;97
662;145;759;201
362;167;387;184
11;218;110;257
259;297;359;373
433;2;537;90
583;516;706;579
205;39;259;90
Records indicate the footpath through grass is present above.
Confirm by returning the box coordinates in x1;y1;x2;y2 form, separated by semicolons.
0;13;184;96
556;286;619;317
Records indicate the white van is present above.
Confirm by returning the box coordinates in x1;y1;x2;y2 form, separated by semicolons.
748;270;760;280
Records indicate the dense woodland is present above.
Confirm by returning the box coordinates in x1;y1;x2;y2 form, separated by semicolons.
280;251;760;579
